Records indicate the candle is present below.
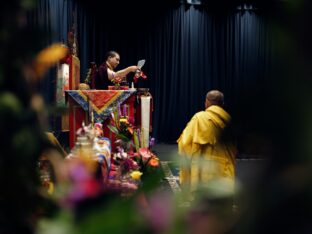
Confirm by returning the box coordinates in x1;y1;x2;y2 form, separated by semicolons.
123;104;127;117
118;104;121;117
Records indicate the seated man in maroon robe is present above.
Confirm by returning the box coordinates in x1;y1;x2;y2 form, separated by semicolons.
94;51;139;89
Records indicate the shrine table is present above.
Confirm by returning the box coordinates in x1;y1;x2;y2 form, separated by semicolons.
66;90;136;149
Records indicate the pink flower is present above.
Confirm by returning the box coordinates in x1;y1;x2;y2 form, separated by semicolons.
139;148;152;163
137;191;173;233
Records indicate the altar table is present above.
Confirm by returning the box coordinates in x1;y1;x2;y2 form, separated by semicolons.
66;90;136;149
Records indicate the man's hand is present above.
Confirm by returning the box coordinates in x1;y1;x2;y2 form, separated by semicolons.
129;66;140;72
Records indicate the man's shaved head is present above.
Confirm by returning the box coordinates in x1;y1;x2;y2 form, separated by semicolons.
206;90;224;107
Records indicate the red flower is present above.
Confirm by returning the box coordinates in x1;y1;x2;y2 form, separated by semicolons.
133;70;147;83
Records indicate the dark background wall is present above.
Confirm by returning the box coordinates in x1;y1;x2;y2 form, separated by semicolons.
28;0;275;152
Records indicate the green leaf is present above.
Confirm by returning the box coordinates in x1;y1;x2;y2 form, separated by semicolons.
133;130;140;152
107;124;119;135
116;133;131;142
107;123;133;142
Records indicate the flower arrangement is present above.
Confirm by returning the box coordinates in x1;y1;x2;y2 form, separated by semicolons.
110;75;128;90
107;104;134;145
111;78;122;90
136;147;159;174
107;104;159;183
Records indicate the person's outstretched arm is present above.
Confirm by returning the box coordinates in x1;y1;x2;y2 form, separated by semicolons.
107;66;139;83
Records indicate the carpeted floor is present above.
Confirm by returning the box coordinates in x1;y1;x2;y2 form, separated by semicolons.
154;143;268;193
160;161;181;194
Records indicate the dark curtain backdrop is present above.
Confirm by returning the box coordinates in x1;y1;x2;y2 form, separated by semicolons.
27;0;77;102
27;0;272;143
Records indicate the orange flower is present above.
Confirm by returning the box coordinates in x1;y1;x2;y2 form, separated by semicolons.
127;127;133;135
149;157;159;167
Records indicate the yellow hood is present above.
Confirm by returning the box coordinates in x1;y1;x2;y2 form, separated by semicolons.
192;105;231;145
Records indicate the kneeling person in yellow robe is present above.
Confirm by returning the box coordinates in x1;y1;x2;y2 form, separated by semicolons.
177;90;236;196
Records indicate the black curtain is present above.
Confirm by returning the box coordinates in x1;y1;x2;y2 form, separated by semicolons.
28;1;272;143
27;0;77;102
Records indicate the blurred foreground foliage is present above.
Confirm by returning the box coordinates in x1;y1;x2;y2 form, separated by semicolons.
2;0;312;234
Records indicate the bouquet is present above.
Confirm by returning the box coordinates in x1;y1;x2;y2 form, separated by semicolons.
107;104;134;147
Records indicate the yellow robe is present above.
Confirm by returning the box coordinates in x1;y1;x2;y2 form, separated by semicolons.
177;105;236;192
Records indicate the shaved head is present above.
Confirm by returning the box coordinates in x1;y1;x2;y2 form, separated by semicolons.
206;90;224;107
